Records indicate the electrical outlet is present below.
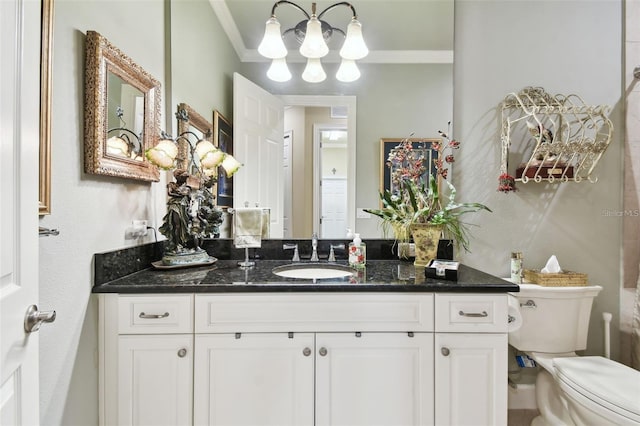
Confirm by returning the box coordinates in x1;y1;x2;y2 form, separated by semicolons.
125;220;148;240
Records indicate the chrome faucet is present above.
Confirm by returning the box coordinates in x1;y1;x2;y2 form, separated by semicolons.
310;232;319;261
283;243;300;262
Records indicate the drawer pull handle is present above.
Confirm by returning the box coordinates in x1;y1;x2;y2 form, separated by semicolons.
458;310;488;318
303;347;312;357
441;347;450;356
319;347;328;356
139;312;170;319
177;348;187;358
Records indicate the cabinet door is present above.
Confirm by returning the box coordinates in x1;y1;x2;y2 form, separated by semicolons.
435;333;508;426
315;332;434;426
117;335;193;426
194;333;314;426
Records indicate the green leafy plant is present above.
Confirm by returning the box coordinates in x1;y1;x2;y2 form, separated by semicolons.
365;129;491;252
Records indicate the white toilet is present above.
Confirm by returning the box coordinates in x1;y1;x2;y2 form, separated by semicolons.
509;283;640;426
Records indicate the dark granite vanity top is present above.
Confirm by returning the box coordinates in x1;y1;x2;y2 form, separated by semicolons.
92;258;519;294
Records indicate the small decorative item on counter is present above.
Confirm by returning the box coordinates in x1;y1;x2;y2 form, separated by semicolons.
348;233;366;269
510;252;523;284
425;259;459;281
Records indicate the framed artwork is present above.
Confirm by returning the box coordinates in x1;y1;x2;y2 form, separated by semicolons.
213;110;233;207
380;138;440;198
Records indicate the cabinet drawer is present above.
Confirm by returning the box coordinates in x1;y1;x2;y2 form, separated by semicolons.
435;294;507;333
195;294;434;333
118;294;193;334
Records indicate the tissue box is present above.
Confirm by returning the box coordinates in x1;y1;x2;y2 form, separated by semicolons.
425;260;459;281
523;269;588;287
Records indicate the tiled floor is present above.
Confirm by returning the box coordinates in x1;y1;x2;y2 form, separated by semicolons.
508;409;539;426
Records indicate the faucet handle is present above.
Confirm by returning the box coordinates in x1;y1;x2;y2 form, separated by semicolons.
283;243;300;262
328;244;345;262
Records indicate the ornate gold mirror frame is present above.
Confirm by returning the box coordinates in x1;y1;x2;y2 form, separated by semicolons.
84;30;160;182
39;0;53;214
175;103;213;172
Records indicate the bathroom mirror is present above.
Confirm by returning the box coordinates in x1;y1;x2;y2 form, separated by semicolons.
175;103;214;173
170;0;454;237
84;30;161;182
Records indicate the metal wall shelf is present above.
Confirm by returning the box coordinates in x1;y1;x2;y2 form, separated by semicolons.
500;87;613;185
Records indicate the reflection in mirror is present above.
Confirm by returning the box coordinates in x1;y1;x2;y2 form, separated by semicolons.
175;103;214;174
105;72;145;160
84;30;160;182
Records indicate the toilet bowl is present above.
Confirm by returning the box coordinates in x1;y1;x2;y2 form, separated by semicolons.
509;284;640;426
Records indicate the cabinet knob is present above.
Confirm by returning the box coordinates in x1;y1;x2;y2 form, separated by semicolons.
319;347;328;357
177;348;187;358
441;347;450;356
303;347;312;357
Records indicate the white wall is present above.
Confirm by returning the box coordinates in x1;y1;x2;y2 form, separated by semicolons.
454;0;624;359
38;1;168;424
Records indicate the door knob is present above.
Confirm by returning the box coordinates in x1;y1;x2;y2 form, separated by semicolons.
24;304;56;333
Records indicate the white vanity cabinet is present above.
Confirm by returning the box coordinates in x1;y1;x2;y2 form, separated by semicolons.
98;292;508;426
99;294;195;426
434;294;509;426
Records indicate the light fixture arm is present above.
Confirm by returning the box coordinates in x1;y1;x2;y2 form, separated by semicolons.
270;0;311;19
317;2;357;20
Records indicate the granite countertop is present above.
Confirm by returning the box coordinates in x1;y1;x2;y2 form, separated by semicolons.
92;259;520;294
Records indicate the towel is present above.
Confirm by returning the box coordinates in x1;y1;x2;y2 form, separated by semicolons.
233;208;263;248
261;209;270;239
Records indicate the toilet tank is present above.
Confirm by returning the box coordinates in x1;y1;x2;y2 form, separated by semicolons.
509;284;602;353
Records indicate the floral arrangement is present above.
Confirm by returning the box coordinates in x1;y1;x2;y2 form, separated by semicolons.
365;123;491;252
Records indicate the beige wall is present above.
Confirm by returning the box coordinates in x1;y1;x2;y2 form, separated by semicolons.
455;0;623;360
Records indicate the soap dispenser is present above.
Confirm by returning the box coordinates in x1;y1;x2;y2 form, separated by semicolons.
348;233;366;269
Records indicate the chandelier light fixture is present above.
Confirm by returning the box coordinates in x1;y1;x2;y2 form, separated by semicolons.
257;1;369;83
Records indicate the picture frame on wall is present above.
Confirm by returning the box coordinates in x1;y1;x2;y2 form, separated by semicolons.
214;110;233;207
380;138;440;200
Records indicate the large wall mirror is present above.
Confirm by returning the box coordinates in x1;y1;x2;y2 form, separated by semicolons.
169;0;454;238
84;30;160;182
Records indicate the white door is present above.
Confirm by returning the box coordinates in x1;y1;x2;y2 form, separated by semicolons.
193;333;314;426
283;131;293;238
233;73;285;238
434;333;508;426
117;335;193;426
320;178;347;238
315;332;434;426
1;0;44;424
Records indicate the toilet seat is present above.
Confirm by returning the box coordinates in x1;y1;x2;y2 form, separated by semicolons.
553;356;640;423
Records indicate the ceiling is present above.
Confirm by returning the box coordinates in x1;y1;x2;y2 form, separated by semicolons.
208;0;454;64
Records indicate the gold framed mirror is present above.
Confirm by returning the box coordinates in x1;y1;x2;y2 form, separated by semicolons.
175;103;213;172
39;0;53;214
84;30;160;182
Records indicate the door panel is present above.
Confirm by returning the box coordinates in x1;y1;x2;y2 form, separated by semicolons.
233;73;284;237
0;0;42;423
315;332;434;426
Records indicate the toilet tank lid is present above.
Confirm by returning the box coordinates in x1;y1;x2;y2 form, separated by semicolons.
510;284;602;298
553;356;640;417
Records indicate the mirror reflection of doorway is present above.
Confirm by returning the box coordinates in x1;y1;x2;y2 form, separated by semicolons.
316;126;348;238
283;106;349;239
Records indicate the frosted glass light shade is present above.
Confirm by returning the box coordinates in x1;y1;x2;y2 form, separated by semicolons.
339;18;368;60
299;16;329;58
258;17;287;59
302;58;326;83
336;59;360;82
267;58;292;82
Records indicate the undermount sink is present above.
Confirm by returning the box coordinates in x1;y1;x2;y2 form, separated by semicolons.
272;263;355;280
